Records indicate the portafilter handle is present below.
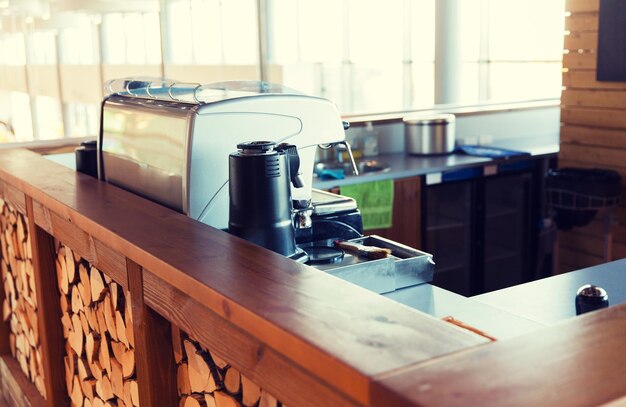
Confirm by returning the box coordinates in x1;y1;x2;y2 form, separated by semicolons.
277;143;306;188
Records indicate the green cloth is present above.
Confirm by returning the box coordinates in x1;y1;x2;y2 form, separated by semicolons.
341;180;394;230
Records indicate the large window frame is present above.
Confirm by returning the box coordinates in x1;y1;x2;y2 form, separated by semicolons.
0;0;565;141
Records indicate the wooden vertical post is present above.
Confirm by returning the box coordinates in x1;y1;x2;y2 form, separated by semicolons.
0;196;14;356
0;247;10;356
25;197;69;406
126;258;177;407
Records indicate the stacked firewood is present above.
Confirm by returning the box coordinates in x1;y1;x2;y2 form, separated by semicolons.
175;333;281;407
56;244;138;407
0;199;45;397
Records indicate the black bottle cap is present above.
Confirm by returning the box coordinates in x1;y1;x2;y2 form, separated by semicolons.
575;284;609;315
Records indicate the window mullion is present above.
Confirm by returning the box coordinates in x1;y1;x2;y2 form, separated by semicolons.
22;29;39;140
341;0;352;112
402;0;413;109
478;0;490;101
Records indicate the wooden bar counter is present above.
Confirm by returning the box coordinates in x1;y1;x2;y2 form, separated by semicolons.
0;148;623;407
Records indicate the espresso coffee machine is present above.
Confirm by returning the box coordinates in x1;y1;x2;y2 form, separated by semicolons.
99;79;358;230
98;78;433;292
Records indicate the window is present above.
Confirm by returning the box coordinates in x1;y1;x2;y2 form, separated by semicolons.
29;31;56;64
486;0;565;101
167;0;258;65
269;0;564;114
34;95;64;140
0;0;566;144
10;92;33;142
101;12;161;65
271;0;434;114
0;34;30;141
65;102;99;137
0;33;26;66
59;17;98;65
58;16;100;138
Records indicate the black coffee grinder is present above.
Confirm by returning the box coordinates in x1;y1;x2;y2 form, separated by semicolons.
228;141;309;263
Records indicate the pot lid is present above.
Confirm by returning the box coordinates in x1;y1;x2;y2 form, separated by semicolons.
403;113;455;125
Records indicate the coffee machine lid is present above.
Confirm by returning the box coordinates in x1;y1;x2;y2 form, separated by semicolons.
236;141;276;155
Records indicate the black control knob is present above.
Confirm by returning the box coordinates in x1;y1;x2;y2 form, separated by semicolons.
575;284;609;315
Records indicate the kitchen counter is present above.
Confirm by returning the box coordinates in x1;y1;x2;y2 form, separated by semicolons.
313;135;558;189
313;152;492;189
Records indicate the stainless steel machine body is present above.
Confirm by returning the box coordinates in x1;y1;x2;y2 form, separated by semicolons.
99;80;347;230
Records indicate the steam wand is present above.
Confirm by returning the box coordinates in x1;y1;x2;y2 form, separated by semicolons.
340;120;359;176
318;140;360;176
338;140;360;176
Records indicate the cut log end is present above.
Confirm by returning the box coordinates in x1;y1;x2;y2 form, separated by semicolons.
90;267;107;303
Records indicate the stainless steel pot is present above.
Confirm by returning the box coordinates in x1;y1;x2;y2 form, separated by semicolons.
403;113;456;155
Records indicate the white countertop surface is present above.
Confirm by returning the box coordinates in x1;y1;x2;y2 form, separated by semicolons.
386;259;626;340
384;284;545;341
473;259;626;325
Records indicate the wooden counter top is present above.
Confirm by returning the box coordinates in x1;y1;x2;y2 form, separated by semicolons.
1;147;625;407
0;149;487;406
372;301;626;406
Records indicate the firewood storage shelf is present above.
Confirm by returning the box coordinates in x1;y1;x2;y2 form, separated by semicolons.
0;148;624;407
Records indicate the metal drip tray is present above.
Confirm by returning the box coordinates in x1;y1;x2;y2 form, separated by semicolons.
311;189;358;215
301;235;435;294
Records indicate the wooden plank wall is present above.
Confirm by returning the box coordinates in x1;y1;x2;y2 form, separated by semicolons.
559;0;626;272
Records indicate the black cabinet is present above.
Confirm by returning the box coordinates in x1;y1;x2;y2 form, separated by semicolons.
424;181;474;295
423;158;551;296
483;173;532;292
